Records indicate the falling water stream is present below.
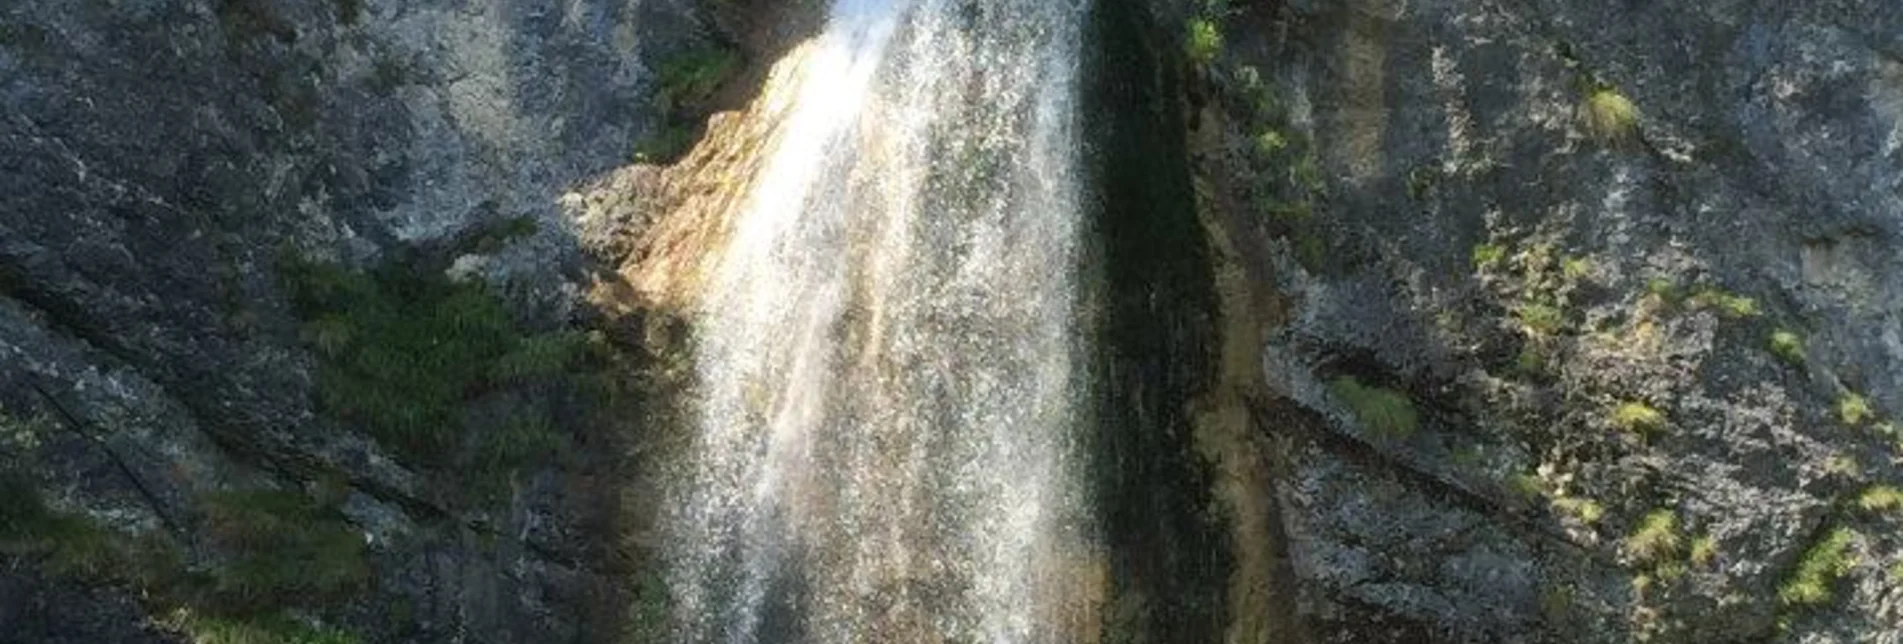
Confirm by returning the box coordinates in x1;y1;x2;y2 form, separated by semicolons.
666;0;1098;641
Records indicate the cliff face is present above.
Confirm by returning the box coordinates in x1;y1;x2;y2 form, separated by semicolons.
1168;0;1903;640
7;0;1903;642
0;0;737;640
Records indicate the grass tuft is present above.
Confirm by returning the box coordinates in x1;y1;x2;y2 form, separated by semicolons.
1472;243;1507;271
1624;509;1681;565
1690;534;1718;567
1583;88;1640;143
1610;401;1666;435
1769;329;1805;366
1838;392;1874;427
1553;497;1605;524
1514;302;1566;336
1329;376;1420;439
1779;527;1856;607
1184;17;1223;65
1688;287;1759;318
1857;485;1903;513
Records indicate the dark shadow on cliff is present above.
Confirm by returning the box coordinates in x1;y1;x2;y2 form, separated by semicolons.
1080;2;1231;640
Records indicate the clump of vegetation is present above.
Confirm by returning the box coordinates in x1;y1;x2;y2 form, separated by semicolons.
1769;329;1806;366
1688;286;1760;318
1779;527;1857;607
1506;471;1545;502
279;253;575;475
1624;509;1682;565
1553;496;1606;524
1611;401;1667;435
168;609;359;644
1689;534;1718;568
202;488;369;609
1857;485;1903;513
1472;243;1507;271
1838;392;1874;427
1560;256;1594;282
1514;302;1566;336
1184;17;1223;65
655;47;741;112
1582;87;1640;143
0;472;164;582
635;45;743;163
1824;453;1863;479
1644;277;1679;302
1330;376;1420;439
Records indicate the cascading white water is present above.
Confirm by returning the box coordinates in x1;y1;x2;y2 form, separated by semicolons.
665;0;1097;641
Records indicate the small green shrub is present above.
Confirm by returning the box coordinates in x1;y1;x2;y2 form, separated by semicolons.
1838;392;1874;427
1644;277;1679;302
1857;485;1903;513
1624;509;1681;565
1254;130;1288;156
1769;329;1805;366
1553;497;1605;524
1611;401;1666;435
1184;17;1223;65
1515;302;1565;336
1688;287;1759;318
1825;454;1863;479
1779;527;1856;606
1561;256;1594;282
1582;87;1639;143
1472;243;1507;270
1329;376;1420;439
1689;534;1718;567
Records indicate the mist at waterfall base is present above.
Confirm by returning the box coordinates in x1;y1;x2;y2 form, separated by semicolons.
662;0;1100;641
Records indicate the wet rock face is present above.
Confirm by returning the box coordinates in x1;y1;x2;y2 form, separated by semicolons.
1175;0;1903;640
1;0;721;640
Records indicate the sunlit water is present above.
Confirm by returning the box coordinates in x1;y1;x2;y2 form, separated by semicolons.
665;0;1097;641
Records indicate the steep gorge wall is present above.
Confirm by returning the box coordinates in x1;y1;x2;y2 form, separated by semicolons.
1172;0;1903;640
0;0;778;640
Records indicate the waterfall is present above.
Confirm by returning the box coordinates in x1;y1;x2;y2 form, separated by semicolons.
665;0;1098;641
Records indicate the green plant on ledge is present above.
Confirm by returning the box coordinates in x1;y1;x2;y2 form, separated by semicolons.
1610;401;1666;436
1184;17;1223;65
1779;526;1856;608
1838;392;1874;427
1769;329;1806;366
1624;508;1682;565
1582;86;1639;144
1857;485;1903;513
279;252;576;476
1329;376;1420;439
